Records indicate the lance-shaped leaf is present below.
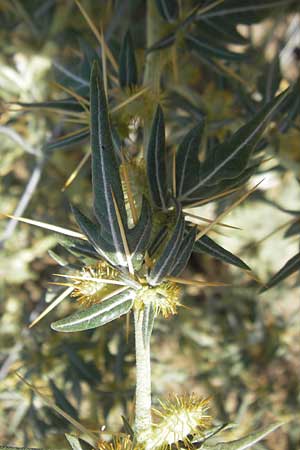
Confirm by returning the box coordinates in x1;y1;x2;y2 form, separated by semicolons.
146;105;170;210
198;17;248;45
147;32;176;53
46;129;89;152
128;197;152;269
149;201;185;285
176;121;205;197
257;55;281;104
119;31;138;89
284;220;300;238
181;161;259;206
278;81;300;133
261;251;300;292
201;421;284;450
201;0;283;24
58;235;99;260
0;447;47;449
170;226;197;276
49;379;78;420
15;98;86;113
194;235;251;271
51;289;134;332
148;226;168;257
155;0;179;23
90;62;127;264
65;434;93;450
185;33;246;62
121;416;134;438
179;89;289;201
71;205;122;266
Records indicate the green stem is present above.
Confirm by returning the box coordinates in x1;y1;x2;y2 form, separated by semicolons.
134;308;152;442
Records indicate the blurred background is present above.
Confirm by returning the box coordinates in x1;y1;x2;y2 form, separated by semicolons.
0;1;300;448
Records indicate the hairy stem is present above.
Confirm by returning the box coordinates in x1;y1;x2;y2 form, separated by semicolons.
134;308;152;441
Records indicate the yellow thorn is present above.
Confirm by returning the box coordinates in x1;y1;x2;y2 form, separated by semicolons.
172;147;177;198
51;81;90;115
111;86;150;114
0;214;87;240
184;212;241;230
166;276;229;287
53;273;127;286
120;151;138;225
100;26;108;99
111;189;135;275
15;372;97;444
29;287;73;328
62;151;91;191
196;180;264;241
74;0;118;71
186;186;241;208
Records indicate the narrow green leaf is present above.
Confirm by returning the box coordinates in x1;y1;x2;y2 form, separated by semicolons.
46;129;89;151
58;235;99;260
15;99;85;113
65;434;93;450
186;33;246;62
201;0;289;24
155;0;179;23
170;227;197;276
0;447;47;450
176;121;205;197
199;18;248;45
148;226;168;258
194;235;251;270
258;55;281;103
202;421;284;450
146;105;170;210
146;32;176;53
51;289;134;332
179;89;289;202
121;416;134;438
65;434;84;450
128;197;152;269
181;161;259;206
49;380;78;420
119;31;138;89
71;205;120;267
149;201;185;285
284;220;300;238
48;250;68;266
261;252;300;292
90;61;127;265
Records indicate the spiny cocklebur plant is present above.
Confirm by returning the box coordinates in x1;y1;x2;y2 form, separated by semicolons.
2;57;292;450
2;1;300;449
